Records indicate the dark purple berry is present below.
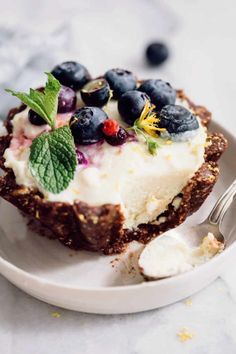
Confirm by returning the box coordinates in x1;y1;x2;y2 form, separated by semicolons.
28;109;46;126
118;90;150;125
69;107;108;145
105;127;128;146
76;148;89;165
51;61;91;91
58;86;76;113
104;68;136;99
146;42;169;66
81;78;111;107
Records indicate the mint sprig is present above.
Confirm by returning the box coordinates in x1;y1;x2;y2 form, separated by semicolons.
5;73;61;130
29;126;77;194
5;73;78;194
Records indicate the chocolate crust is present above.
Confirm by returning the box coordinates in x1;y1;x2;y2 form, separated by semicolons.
0;93;228;254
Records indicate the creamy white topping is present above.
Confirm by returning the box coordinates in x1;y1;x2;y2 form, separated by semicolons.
3;98;207;229
139;232;224;279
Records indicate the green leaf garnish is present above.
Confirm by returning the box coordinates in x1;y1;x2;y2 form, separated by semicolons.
128;101;165;155
5;73;61;130
147;139;161;155
131;123;161;155
29;126;77;194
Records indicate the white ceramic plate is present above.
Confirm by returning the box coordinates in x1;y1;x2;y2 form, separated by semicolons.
0;121;235;314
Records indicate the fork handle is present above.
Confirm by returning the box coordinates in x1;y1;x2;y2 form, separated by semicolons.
208;180;236;225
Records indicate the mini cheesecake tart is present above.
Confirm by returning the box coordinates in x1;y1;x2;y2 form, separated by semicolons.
0;63;228;254
4;99;206;229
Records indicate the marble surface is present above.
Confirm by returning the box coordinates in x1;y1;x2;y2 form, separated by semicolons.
0;0;236;352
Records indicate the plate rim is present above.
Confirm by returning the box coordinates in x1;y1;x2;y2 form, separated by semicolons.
0;238;235;293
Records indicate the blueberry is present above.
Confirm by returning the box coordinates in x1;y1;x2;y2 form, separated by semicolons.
105;127;128;146
146;42;169;66
58;86;77;113
28;109;46;126
104;69;136;99
138;79;176;112
118;91;150;125
51;61;91;91
69;107;108;145
159;105;199;134
81;79;111;107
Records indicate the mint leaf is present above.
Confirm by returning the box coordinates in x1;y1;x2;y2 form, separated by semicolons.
5;73;61;130
5;89;49;123
43;73;61;127
29;126;77;194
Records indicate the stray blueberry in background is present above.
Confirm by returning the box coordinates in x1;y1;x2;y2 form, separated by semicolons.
146;42;169;66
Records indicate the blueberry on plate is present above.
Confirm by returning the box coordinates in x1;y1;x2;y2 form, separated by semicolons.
58;86;77;113
104;127;129;146
146;42;169;66
118;91;150;125
159;104;199;138
138;79;176;112
51;61;91;91
69;107;108;145
28;109;46;126
81;79;111;107
104;68;136;99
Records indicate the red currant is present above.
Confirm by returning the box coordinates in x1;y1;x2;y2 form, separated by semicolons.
102;119;119;136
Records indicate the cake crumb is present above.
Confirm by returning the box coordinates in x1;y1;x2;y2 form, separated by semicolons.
177;327;194;342
90;215;99;224
184;298;193;306
204;140;212;148
110;257;120;268
51;311;61;318
78;214;85;222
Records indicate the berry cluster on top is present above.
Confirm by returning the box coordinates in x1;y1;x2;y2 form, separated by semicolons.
28;61;200;149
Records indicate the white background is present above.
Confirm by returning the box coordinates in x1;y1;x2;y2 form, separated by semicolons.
0;0;236;353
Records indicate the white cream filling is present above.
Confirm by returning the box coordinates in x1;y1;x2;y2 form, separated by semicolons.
3;98;207;229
